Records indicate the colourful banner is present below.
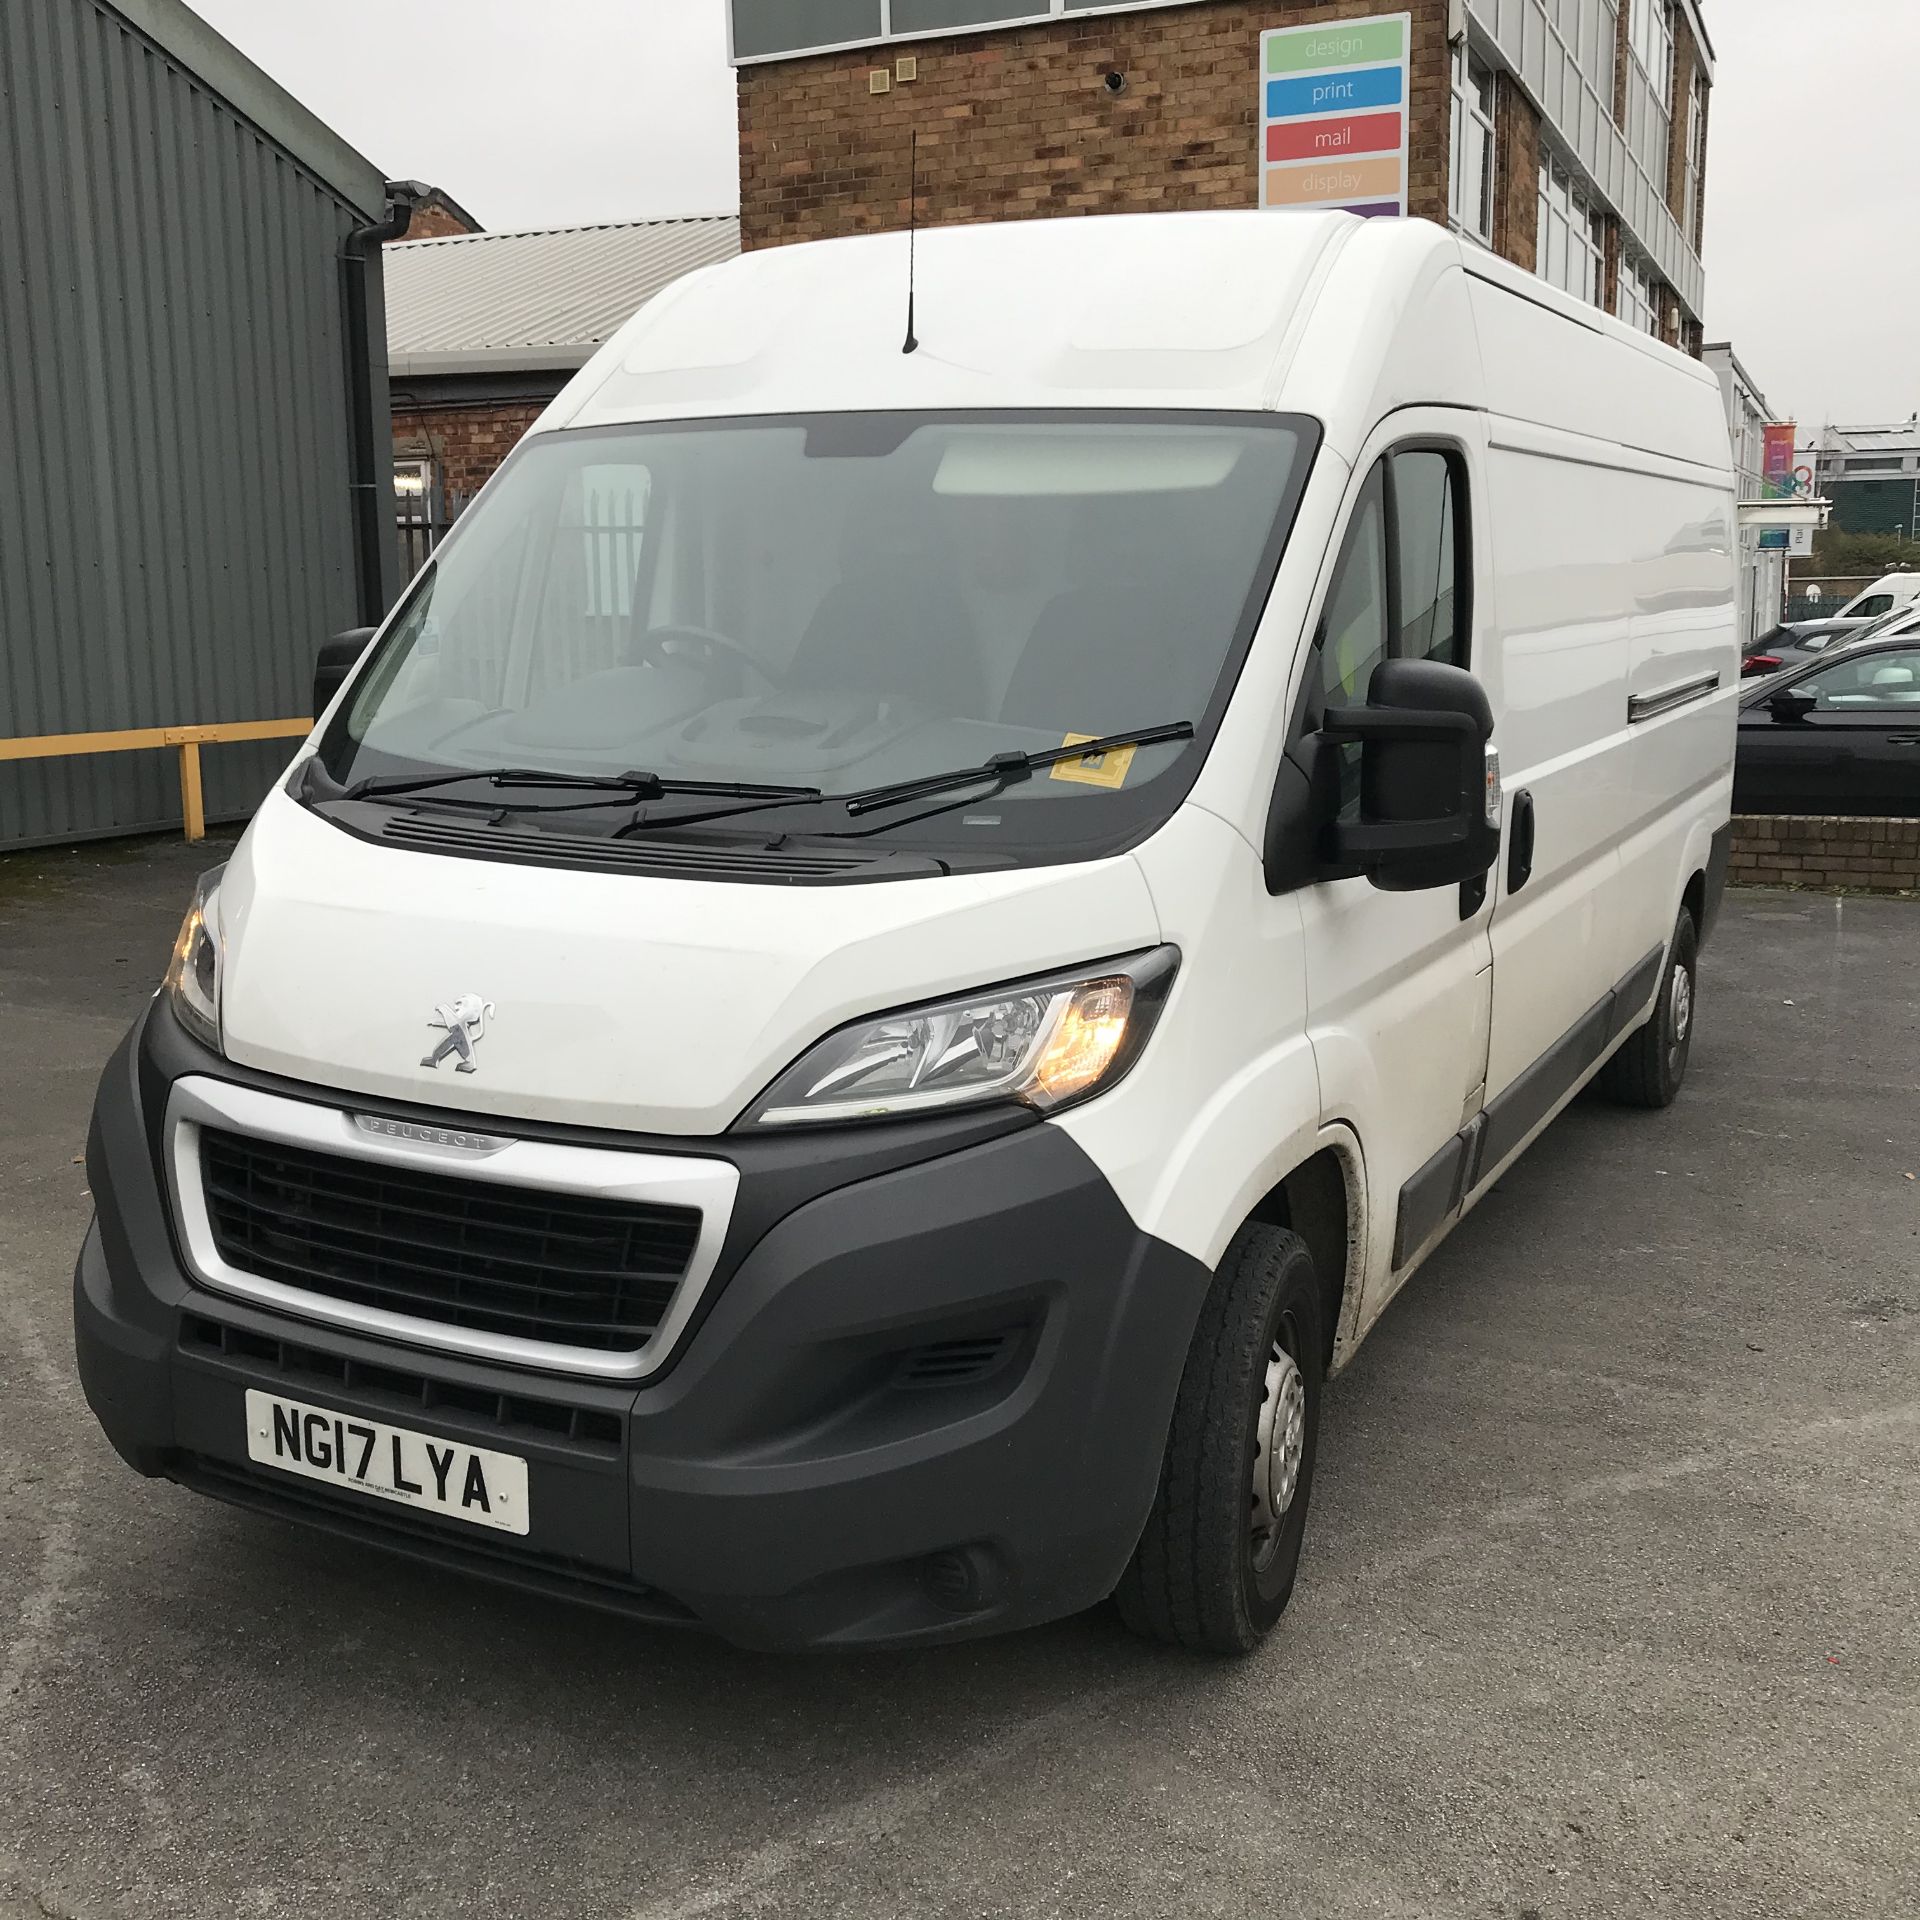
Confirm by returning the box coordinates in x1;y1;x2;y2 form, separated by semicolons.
1260;14;1412;219
1763;424;1797;500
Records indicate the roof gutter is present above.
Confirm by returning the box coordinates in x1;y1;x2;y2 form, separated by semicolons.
341;184;421;627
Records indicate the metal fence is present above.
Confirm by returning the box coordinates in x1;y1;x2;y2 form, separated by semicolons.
397;500;464;582
1785;577;1873;624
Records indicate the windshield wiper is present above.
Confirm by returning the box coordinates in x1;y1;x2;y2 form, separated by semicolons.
839;722;1195;817
330;766;822;808
613;720;1198;841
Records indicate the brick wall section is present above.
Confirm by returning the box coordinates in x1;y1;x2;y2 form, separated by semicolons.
397;195;482;241
1664;9;1698;233
738;0;1452;251
1731;816;1920;894
393;404;546;510
1490;73;1538;271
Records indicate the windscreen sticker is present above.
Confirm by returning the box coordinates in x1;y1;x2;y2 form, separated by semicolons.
1050;734;1137;789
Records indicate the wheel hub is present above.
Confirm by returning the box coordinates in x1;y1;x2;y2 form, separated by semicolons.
1251;1343;1307;1553
1670;960;1693;1057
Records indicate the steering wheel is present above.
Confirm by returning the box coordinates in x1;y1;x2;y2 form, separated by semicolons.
634;624;773;694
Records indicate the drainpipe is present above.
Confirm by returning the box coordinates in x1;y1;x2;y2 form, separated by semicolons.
340;183;421;628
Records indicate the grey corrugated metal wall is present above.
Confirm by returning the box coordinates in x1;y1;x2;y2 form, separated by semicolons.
0;0;393;848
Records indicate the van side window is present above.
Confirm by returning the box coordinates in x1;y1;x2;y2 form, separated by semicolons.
1390;450;1465;667
1853;595;1893;618
1317;465;1389;814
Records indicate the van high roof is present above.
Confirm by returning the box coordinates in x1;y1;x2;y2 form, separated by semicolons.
542;210;1729;475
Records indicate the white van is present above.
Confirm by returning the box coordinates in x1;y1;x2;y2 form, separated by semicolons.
1831;572;1920;625
76;213;1737;1654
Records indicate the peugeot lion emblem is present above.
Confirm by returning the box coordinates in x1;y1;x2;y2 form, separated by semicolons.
420;995;496;1075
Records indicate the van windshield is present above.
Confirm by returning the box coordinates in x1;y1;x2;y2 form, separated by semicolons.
314;412;1314;865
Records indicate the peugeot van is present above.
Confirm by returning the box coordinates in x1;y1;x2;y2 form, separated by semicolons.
75;213;1737;1654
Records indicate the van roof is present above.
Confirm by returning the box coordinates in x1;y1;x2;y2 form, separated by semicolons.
541;211;1728;473
547;210;1367;428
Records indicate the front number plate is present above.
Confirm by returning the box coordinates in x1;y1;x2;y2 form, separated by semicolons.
243;1390;530;1536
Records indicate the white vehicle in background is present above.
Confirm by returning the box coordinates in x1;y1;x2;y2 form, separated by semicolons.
1828;572;1920;627
76;211;1737;1655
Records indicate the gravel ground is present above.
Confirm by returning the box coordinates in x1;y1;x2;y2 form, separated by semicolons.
2;837;1916;1919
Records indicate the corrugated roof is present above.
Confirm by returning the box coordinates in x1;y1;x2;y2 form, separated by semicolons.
384;217;741;378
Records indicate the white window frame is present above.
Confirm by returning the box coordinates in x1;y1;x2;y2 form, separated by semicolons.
1616;248;1658;336
732;0;1221;66
1536;153;1607;309
1449;40;1497;246
1625;0;1673;197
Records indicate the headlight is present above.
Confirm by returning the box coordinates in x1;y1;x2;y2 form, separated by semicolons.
748;946;1178;1127
163;868;226;1053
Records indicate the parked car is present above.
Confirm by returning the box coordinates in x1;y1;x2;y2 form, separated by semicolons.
74;213;1737;1657
1743;603;1920;677
1741;618;1861;678
1736;636;1920;816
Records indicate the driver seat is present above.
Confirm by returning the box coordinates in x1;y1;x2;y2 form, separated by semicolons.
789;515;988;716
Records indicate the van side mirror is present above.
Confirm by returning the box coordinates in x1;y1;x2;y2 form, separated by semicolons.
1767;686;1817;724
1321;658;1500;892
314;627;376;716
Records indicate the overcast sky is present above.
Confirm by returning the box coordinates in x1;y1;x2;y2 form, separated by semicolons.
194;0;1915;433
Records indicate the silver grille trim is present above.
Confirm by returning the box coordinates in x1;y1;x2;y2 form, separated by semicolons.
164;1076;739;1381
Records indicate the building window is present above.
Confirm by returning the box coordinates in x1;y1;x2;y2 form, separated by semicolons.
1588;0;1618;105
1546;0;1617;102
1629;0;1673;83
1625;0;1673;197
1684;68;1707;247
1537;155;1607;308
1616;250;1659;336
1449;41;1497;245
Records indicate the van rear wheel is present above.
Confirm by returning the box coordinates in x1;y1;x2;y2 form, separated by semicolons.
1114;1226;1323;1655
1599;906;1698;1109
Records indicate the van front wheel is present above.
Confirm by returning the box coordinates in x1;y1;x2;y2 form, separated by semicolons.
1599;906;1699;1109
1114;1226;1324;1655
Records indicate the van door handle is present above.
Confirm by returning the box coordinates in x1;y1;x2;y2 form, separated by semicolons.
1889;734;1920;746
1508;789;1536;893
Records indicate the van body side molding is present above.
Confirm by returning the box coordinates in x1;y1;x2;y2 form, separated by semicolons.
1392;942;1665;1268
1628;672;1720;725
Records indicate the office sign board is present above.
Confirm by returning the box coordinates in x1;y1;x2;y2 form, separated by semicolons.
1762;423;1797;499
1259;13;1411;218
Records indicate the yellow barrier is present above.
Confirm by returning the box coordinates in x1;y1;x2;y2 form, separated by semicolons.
0;719;313;843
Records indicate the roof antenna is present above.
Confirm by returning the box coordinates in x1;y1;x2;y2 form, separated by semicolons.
903;130;920;356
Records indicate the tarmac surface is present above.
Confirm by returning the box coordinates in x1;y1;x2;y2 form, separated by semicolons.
2;835;1916;1919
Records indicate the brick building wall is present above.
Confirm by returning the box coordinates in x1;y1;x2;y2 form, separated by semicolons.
1490;73;1538;272
392;402;547;512
738;0;1453;252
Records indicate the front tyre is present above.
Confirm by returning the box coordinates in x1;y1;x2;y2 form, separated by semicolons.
1599;906;1699;1110
1114;1226;1324;1655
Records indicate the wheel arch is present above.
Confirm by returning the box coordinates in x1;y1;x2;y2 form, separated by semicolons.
1243;1135;1365;1370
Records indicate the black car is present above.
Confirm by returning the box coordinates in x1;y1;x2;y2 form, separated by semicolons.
1735;636;1920;816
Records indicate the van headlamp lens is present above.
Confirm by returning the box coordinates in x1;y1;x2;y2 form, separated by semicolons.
749;946;1177;1127
163;868;226;1054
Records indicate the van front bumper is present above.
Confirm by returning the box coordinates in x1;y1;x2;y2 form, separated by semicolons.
75;1010;1209;1649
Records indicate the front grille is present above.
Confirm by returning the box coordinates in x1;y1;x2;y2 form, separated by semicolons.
200;1129;702;1354
179;1315;624;1451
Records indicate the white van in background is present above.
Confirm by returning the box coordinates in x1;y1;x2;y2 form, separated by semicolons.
76;212;1737;1655
1830;572;1920;626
